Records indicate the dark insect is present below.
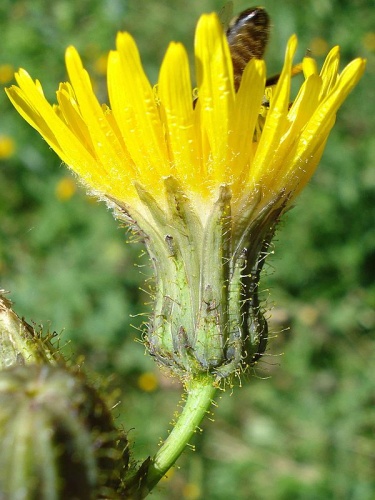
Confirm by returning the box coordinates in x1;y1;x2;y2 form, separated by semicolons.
226;7;270;90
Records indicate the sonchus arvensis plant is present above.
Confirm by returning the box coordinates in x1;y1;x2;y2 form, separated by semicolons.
6;8;365;496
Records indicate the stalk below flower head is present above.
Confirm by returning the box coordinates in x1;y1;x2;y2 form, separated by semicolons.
6;13;365;383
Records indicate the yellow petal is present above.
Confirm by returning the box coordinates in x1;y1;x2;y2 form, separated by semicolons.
291;138;328;197
287;75;322;130
250;35;297;184
108;32;169;183
302;56;318;78
195;13;234;184
229;59;266;188
297;57;366;159
266;74;322;189
65;46;131;178
56;83;96;156
158;42;201;193
6;70;97;172
319;45;340;98
278;57;365;193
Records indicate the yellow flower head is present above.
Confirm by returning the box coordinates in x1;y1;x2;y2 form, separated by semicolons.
6;13;366;381
6;13;365;227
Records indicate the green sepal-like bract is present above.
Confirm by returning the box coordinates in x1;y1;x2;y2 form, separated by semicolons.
113;177;283;383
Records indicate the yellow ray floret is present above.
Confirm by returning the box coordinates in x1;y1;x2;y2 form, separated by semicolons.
6;12;366;223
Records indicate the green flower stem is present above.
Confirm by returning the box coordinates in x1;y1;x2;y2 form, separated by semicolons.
145;374;217;494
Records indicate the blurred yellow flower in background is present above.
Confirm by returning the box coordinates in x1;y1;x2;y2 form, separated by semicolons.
309;37;330;57
0;135;15;160
55;176;77;201
0;64;14;85
363;32;375;52
93;53;109;75
137;372;158;392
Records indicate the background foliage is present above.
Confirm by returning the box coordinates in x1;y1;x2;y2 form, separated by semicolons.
0;0;374;498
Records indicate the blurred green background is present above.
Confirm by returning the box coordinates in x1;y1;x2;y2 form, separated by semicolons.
0;0;374;498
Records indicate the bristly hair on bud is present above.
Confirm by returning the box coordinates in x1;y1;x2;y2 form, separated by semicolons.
0;291;64;369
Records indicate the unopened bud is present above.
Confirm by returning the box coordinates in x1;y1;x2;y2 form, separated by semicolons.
0;364;129;499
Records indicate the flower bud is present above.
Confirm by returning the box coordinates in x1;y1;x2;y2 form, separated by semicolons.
119;179;281;382
0;364;129;499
